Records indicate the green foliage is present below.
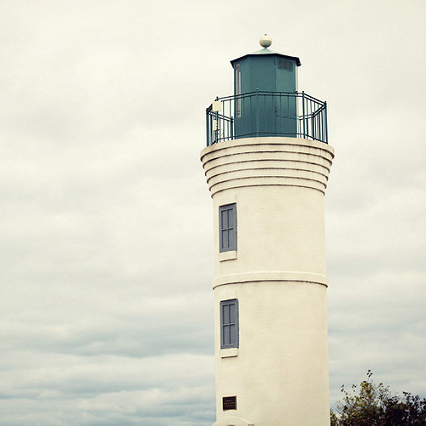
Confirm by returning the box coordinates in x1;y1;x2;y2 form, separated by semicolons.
331;370;426;425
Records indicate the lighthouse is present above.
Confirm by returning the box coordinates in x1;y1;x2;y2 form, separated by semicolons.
201;36;334;425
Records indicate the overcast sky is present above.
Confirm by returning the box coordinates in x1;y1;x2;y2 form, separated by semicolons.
0;0;425;424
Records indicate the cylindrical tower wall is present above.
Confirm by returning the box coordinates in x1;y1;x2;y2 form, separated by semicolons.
212;186;326;284
201;137;334;425
214;282;329;425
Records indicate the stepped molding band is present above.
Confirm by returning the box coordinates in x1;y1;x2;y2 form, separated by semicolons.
213;271;328;289
201;137;334;197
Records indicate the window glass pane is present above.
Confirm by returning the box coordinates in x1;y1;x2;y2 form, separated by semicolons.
229;303;236;323
224;325;230;345
235;63;241;118
230;324;236;344
228;209;234;228
235;63;241;95
228;230;234;250
223;304;230;323
221;210;228;228
223;230;229;250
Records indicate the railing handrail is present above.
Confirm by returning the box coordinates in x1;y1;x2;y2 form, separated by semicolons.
216;90;325;105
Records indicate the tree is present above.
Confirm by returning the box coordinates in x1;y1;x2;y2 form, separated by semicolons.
331;370;426;425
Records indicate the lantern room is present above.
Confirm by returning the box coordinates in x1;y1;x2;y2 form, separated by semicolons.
205;35;328;146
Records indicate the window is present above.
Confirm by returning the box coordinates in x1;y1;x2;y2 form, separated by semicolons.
220;299;239;349
219;203;237;252
235;63;241;117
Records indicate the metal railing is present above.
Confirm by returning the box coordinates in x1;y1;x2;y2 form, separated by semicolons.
206;90;328;146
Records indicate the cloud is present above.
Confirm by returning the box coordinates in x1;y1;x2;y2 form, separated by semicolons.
0;352;214;425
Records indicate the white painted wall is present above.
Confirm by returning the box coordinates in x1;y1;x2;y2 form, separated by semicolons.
201;137;334;426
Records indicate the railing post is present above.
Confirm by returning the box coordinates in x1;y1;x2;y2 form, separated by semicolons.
206;107;210;146
256;89;259;137
324;101;328;144
230;116;234;140
302;91;306;139
214;96;219;143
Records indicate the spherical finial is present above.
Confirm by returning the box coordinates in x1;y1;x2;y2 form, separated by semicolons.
259;34;272;48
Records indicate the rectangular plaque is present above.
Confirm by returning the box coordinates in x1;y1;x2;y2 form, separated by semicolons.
222;396;237;410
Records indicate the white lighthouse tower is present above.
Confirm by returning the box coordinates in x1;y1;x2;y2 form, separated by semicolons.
201;36;334;425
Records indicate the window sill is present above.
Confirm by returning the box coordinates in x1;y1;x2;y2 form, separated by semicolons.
220;348;238;358
219;250;237;262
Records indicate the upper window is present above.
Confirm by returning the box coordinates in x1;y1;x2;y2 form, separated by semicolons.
219;203;237;252
220;299;239;349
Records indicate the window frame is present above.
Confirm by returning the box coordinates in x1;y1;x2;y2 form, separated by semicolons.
219;203;237;253
220;299;239;349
